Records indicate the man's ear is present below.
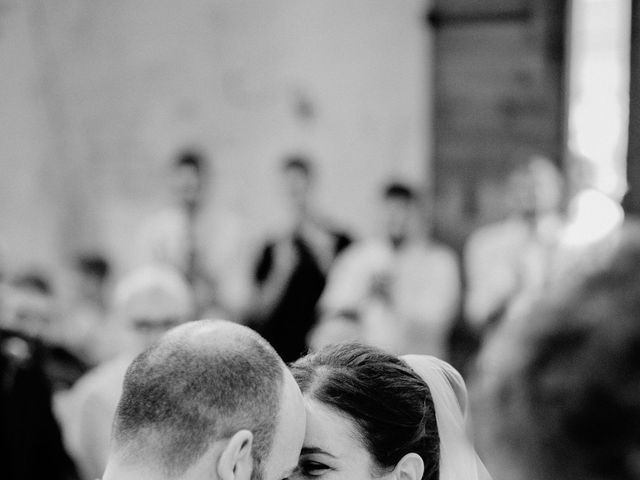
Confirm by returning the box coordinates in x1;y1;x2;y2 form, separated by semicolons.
217;430;254;480
391;452;424;480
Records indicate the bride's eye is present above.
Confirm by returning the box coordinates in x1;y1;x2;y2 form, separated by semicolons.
299;460;331;477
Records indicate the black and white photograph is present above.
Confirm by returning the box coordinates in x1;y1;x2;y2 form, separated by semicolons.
0;1;637;479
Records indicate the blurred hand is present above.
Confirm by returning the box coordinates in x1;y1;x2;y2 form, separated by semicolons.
273;237;298;277
298;218;335;272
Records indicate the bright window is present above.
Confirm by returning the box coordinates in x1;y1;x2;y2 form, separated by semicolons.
567;0;631;198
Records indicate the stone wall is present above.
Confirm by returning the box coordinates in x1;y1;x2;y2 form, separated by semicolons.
0;0;431;276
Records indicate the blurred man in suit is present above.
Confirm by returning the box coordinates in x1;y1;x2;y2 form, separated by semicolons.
247;155;351;362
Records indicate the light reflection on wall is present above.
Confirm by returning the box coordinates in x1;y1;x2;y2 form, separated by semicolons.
568;0;631;198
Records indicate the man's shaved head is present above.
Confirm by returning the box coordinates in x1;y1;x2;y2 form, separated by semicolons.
110;320;287;479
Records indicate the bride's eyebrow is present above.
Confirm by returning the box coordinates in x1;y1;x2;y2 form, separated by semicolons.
301;446;336;458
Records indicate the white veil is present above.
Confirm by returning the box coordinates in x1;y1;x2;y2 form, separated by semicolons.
401;355;492;480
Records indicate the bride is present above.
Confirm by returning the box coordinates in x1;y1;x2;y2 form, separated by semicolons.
288;343;491;480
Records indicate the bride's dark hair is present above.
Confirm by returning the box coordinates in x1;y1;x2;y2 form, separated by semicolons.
291;343;439;480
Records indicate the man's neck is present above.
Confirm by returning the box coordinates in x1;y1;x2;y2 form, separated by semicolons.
389;233;408;251
103;451;219;480
183;200;201;218
103;463;160;480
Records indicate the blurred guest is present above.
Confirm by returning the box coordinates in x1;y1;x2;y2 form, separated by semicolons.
471;221;640;480
3;271;87;391
464;154;564;334
63;254;115;366
246;155;351;362
73;254;110;315
3;271;55;340
59;264;194;480
0;249;7;324
0;328;79;480
134;149;247;318
312;182;460;358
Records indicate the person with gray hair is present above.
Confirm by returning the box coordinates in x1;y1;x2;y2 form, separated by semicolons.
103;319;306;480
58;263;195;480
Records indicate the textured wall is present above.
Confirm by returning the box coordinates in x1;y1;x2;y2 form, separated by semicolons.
430;0;567;249
0;0;431;276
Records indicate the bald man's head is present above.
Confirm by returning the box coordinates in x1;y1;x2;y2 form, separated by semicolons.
106;320;305;480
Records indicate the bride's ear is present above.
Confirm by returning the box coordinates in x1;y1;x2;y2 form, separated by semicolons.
391;452;424;480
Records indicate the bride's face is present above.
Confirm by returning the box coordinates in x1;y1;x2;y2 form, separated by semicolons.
289;398;388;480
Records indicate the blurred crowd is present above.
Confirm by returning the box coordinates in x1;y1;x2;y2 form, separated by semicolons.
0;148;635;480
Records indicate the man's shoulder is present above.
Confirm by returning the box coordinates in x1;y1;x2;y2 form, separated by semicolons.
418;240;458;261
74;354;133;398
138;207;185;235
404;240;458;271
466;218;527;252
334;239;393;268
